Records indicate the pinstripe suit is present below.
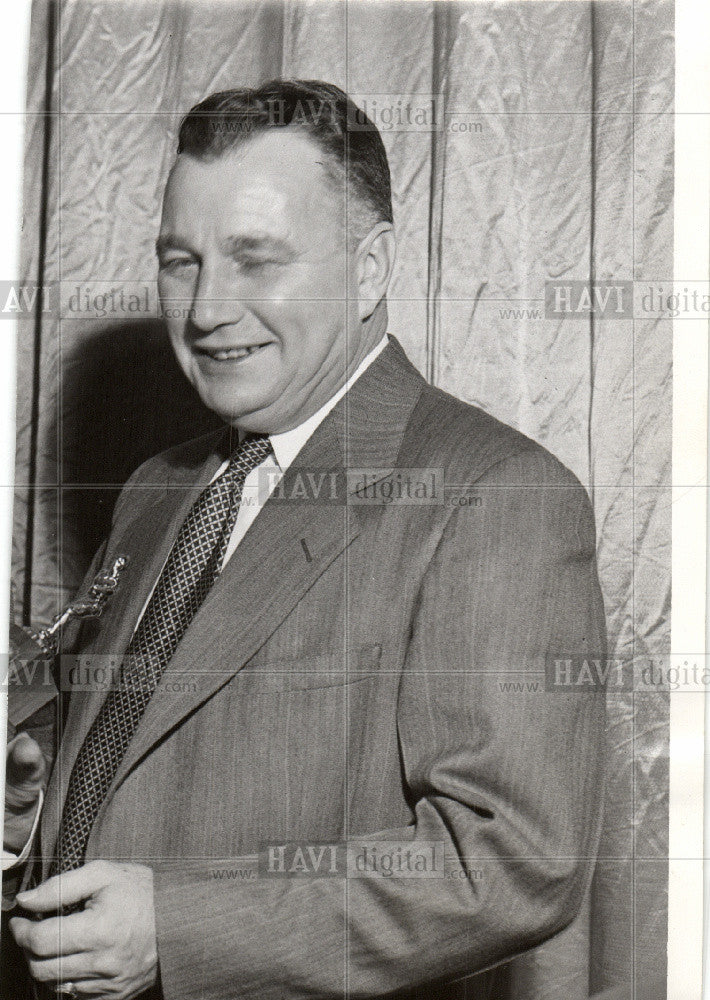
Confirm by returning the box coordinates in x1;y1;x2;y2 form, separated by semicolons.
40;336;606;999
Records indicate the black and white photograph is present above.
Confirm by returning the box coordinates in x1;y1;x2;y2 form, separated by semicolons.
1;2;706;999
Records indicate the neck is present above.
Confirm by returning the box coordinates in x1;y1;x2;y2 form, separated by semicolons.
345;305;388;377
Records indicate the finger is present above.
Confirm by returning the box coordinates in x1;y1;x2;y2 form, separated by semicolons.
17;862;110;913
8;910;96;957
6;733;45;787
73;980;112;996
25;950;97;984
9;916;38;950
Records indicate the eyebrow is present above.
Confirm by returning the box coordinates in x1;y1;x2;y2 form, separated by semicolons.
220;234;296;259
155;233;297;260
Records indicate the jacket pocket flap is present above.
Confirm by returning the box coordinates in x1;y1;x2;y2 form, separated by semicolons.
240;645;382;692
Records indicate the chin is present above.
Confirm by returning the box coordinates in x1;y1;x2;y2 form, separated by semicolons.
198;383;261;417
204;396;274;431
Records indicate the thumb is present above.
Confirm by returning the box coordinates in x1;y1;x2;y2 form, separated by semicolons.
6;733;45;788
16;861;111;913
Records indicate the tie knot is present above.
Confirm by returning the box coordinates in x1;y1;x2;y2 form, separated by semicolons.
227;432;272;480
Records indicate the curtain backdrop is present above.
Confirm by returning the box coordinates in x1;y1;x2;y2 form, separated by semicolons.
15;2;673;997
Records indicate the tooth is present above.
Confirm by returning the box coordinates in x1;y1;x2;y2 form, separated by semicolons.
205;344;267;360
213;348;245;359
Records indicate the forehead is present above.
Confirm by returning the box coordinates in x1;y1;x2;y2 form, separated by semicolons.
161;129;342;236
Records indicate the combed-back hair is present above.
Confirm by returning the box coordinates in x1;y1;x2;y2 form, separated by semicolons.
177;79;393;242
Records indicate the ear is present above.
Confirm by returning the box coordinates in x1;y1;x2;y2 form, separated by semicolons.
354;222;396;322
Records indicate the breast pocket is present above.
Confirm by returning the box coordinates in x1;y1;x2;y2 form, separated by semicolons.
240;643;382;693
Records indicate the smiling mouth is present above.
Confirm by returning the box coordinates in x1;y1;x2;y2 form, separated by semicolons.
197;343;270;362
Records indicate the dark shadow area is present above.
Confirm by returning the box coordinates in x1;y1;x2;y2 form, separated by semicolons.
53;319;222;583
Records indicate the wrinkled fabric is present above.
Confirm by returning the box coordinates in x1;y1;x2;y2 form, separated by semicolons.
15;2;672;998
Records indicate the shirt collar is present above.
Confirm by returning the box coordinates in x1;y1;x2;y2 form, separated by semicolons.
267;335;389;473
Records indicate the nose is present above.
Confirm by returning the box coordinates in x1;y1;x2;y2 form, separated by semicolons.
190;261;247;333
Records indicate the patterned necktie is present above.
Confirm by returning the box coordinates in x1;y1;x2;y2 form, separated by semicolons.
51;433;272;875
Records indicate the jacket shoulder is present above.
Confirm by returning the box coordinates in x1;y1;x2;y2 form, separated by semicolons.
124;428;225;486
110;428;224;526
411;382;586;491
410;385;598;556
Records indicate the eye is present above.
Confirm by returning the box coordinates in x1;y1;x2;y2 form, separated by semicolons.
159;257;196;275
236;256;277;274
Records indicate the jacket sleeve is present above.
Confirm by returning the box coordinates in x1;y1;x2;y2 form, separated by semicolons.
152;447;607;999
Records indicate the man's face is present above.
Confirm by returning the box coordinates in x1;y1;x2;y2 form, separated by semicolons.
157;129;363;433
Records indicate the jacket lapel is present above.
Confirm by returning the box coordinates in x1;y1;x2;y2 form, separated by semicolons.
64;437;226;732
42;434;226;863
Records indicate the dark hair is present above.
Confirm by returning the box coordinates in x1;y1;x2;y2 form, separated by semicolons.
177;79;393;241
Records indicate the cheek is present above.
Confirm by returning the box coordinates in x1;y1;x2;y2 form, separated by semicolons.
164;325;197;384
248;298;311;345
319;250;350;295
165;322;188;358
261;258;347;325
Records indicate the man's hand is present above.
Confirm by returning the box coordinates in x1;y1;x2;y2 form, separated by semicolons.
5;732;45;852
10;860;158;999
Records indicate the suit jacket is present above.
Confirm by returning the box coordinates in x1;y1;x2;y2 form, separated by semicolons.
40;337;607;999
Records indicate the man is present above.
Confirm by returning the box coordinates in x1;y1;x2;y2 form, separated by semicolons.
6;80;606;1000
